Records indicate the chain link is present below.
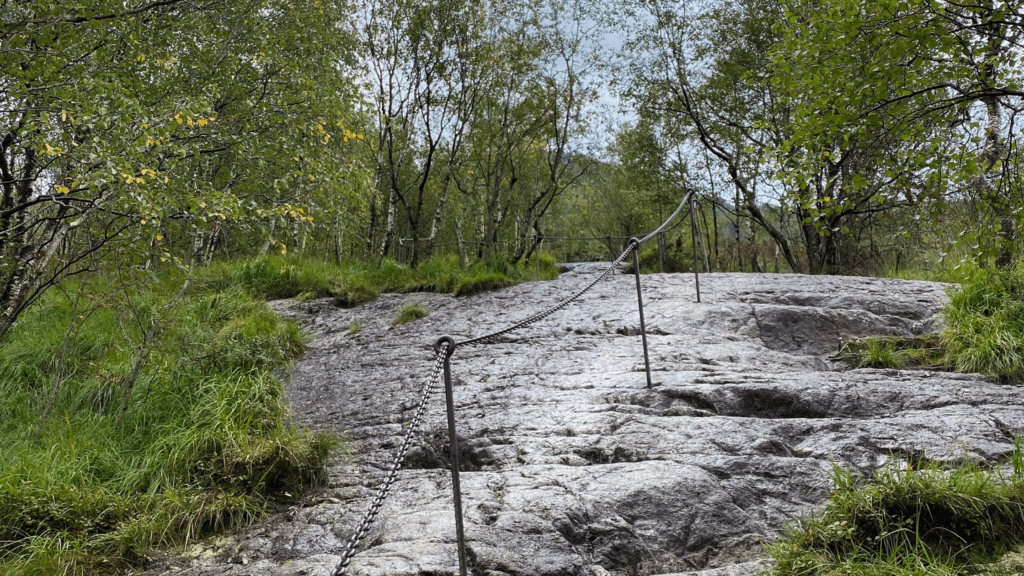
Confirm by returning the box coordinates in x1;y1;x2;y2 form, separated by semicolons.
330;344;449;576
459;189;693;348
327;189;694;574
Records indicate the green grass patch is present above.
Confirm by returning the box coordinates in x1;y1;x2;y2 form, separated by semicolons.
197;253;559;305
840;335;944;370
0;270;333;575
766;440;1024;576
941;264;1024;383
392;301;429;326
347;319;362;335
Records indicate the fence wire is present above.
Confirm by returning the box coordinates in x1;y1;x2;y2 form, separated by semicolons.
330;189;694;575
330;345;448;576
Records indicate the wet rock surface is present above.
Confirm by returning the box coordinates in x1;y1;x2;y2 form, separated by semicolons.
144;270;1024;576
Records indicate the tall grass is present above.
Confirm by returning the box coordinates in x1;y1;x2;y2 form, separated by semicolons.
195;252;560;305
941;264;1024;383
0;270;332;575
767;440;1024;576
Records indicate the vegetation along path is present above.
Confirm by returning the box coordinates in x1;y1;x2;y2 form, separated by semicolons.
144;269;1024;576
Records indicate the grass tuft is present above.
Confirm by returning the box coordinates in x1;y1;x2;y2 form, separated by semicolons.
766;439;1024;576
841;335;943;370
941;264;1024;383
347;319;362;335
392;301;429;326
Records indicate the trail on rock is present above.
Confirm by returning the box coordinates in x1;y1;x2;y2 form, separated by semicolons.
145;270;1024;576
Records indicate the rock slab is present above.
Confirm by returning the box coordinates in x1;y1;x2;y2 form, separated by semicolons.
144;270;1024;576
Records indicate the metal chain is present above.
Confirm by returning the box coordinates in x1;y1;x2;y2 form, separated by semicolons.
460;190;694;348
327;189;696;573
460;242;636;347
330;345;449;576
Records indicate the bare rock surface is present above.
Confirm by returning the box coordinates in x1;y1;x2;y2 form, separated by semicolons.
143;270;1024;576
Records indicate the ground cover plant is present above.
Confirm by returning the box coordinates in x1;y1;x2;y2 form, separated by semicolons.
766;440;1024;576
197;253;560;306
784;265;1024;575
0;269;333;575
844;263;1024;385
941;265;1024;383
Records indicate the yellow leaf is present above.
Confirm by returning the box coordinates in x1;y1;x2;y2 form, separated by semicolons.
199;201;207;208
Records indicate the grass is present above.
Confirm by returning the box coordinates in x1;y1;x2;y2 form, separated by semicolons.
841;263;1024;384
941;264;1024;383
196;252;560;306
347;319;362;335
840;335;944;370
766;439;1024;576
392;301;429;326
0;269;333;575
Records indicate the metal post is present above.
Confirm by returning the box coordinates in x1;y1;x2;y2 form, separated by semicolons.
696;202;711;273
689;196;701;303
535;236;541;277
629;238;653;389
658;232;664;274
433;336;468;576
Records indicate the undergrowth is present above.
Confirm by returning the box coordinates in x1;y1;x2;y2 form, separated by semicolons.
766;439;1024;576
941;265;1024;383
0;270;333;575
843;263;1024;384
197;253;559;306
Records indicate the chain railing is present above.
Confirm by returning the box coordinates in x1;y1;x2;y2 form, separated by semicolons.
330;189;699;576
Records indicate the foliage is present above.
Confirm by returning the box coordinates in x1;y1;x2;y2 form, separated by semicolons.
941;264;1024;383
0;270;332;574
770;0;1024;269
347;319;362;335
766;440;1024;576
198;254;558;305
0;0;363;338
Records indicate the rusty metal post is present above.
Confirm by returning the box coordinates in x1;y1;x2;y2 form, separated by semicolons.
629;238;653;388
689;196;701;303
434;336;467;576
